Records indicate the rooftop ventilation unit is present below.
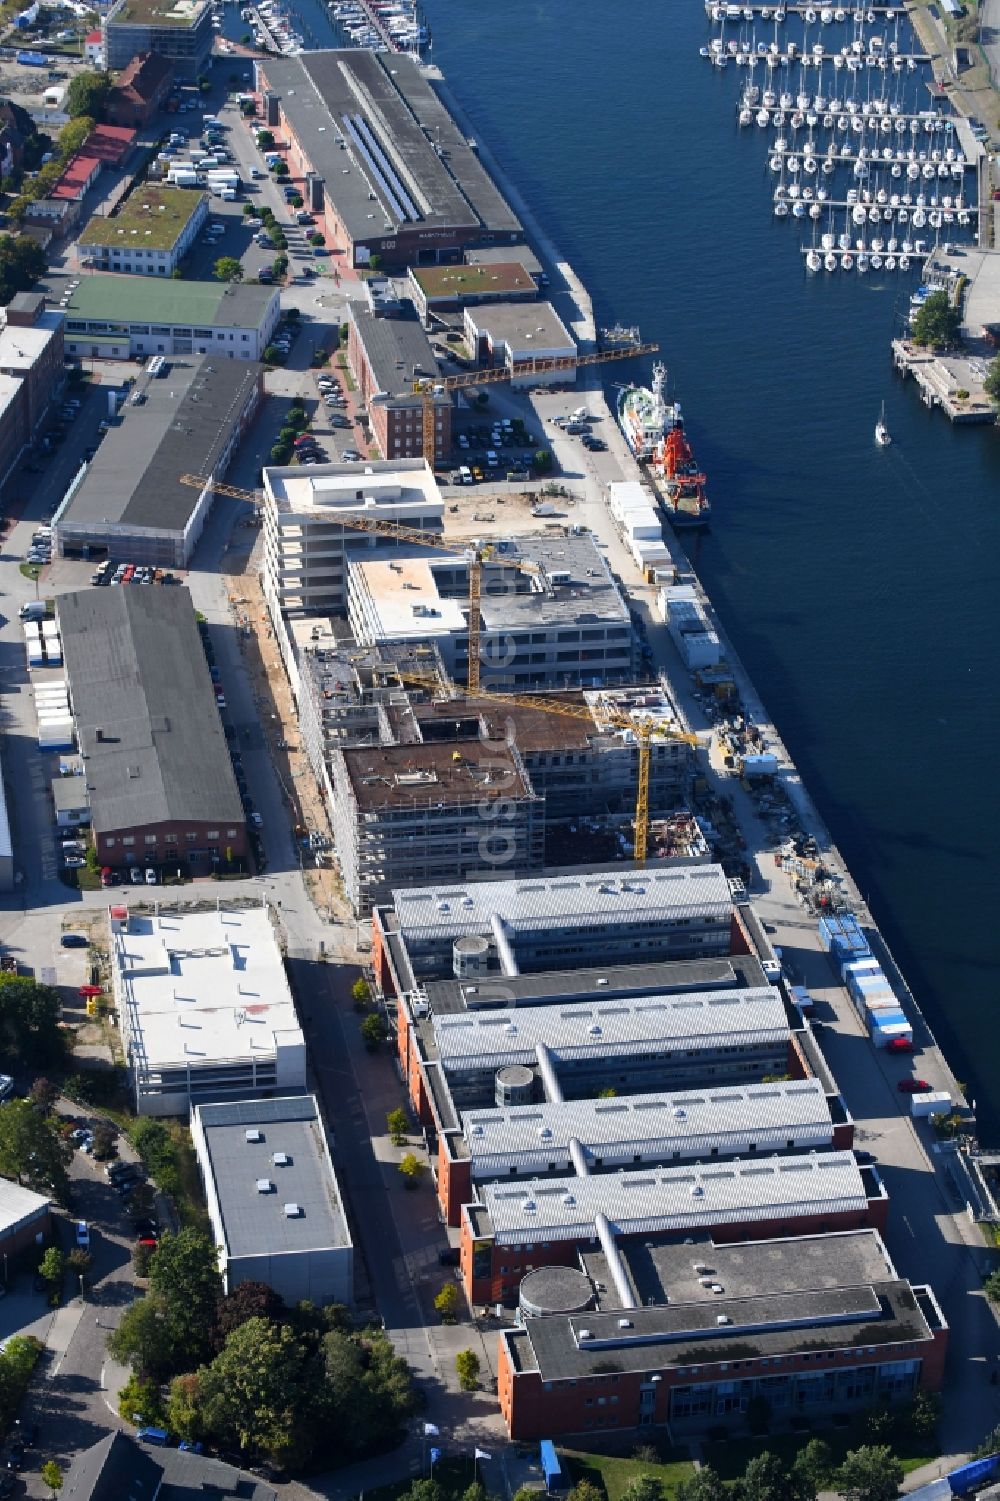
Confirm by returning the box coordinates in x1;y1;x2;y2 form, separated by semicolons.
273;1152;290;1167
256;1178;273;1194
283;1203;302;1218
245;1129;263;1143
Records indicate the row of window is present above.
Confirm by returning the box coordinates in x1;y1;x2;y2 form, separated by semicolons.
104;828;240;847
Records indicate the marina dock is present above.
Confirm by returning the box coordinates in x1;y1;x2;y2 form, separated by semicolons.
707;3;905;14
892;338;997;420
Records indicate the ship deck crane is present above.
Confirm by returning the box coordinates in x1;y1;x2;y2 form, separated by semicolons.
414;337;660;463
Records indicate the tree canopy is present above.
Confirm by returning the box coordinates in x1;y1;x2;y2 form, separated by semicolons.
984;354;1000;404
835;1446;904;1501
0;975;64;1069
148;1228;223;1369
676;1467;729;1501
214;256;243;283
215;1280;285;1344
107;1294;175;1382
196;1316;316;1465
0;1099;71;1203
910;290;961;350
65;71;111;121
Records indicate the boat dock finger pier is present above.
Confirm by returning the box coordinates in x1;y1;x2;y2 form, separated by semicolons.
707;3;905;15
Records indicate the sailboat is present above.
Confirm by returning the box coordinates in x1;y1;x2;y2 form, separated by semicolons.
875;401;891;446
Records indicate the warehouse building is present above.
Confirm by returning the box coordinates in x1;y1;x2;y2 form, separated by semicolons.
109;904;306;1117
463;301;577;387
56;587;247;875
77;185;208;276
463;1151;888;1307
53;356;261;567
103;0;213;79
347;532;635;690
62;276;280;361
254;50;522;268
262;458;443;621
436;1076;853;1224
497;1229;947;1439
346;306;451;462
373;863;738;993
329;737;545;916
407;260;539;319
192;1096;353;1306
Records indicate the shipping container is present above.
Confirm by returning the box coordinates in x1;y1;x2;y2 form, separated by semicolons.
819;912;870;957
38;721;75;750
911;1091;951;1118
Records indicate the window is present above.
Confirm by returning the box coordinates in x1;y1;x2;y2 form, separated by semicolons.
165;833;178;844
207;830;219;840
122;836;135;847
145;834;157;845
226;828;238;838
185;832;197;843
105;837;116;848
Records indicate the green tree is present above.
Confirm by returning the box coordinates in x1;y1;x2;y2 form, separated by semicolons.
118;1370;164;1426
39;1246;65;1288
167;1371;205;1442
623;1479;662;1501
568;1483;605;1501
676;1469;728;1501
352;977;371;1009
386;1107;408;1145
792;1439;833;1497
360;1013;386;1051
57;116;94;159
455;1347;479;1390
0;1101;71;1202
897;1389;940;1443
214;256;244;283
533;449;553;471
433;1282;461;1322
738;1452;804;1501
0;975;64;1069
65;71;111;121
257;130;274;150
263;345;286;366
273;160;289;178
273;254;289;279
67;1248;91;1278
984;354;1000;404
910;291;961;350
973;1423;1000;1459
40;1460;63;1495
835;1446;904;1501
398;1151;424;1187
462;1484;488;1501
198;1316;318;1465
91;1122;117;1161
133;1241;156;1278
148;1228;223;1369
107;1294;175;1380
984;1268;1000;1302
28;1076;58;1113
403;1483;444;1501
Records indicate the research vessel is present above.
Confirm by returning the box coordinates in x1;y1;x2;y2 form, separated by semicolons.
617;362;672;460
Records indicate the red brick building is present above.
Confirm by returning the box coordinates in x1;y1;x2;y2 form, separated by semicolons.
346;305;450;463
496;1231;947;1441
107;53;174;127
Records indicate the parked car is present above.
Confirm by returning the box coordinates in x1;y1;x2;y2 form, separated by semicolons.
897;1078;931;1093
60;932;88;948
145;868;158;885
75;1221;90;1248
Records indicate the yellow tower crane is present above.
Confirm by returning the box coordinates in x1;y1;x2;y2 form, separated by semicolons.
181;474;528;694
414;337;660;464
391;667;700;865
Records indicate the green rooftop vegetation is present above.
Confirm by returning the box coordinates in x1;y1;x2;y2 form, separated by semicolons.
79;187;204;251
412;260;535;298
110;0;207;26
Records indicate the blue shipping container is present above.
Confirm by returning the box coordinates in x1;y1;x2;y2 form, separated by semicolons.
17;50;48;64
819;913;868;952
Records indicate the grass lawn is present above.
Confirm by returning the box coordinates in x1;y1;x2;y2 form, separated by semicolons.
19;563;40;583
562;1447;695;1501
703;1429;934;1483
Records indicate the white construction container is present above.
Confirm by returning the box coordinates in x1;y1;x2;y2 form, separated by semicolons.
910;1091;951;1118
38;720;74;750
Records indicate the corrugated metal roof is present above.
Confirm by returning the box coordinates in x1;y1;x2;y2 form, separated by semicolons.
394;863;733;943
478;1150;868;1245
0;1176;50;1234
433;986;788;1071
462;1078;832;1177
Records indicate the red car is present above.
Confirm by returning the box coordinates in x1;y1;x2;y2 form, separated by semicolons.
885;1037;913;1054
897;1078;931;1093
100;866;113;887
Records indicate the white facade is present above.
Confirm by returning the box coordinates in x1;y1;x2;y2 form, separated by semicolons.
109;904;306;1116
661;584;722;670
261;458;444;620
463;300;576;387
78;194;208;276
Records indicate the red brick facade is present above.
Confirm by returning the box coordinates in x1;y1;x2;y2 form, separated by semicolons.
95;816;248;874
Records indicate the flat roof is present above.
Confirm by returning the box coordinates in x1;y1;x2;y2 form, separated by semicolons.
466;243;542;276
349;307;440;400
585;1228;893;1313
412;261;536;300
80;186;203;251
0;1177;49;1235
477;1150;869;1246
409;693;594;755
57;587;244;834
342;739;534;812
111;906;302;1071
194;1096;350;1258
432;987;788;1073
0;307;63;371
56;356;260;538
421;955;767;1016
392;863;734;945
109;0;209;26
460;1079;832;1177
466;299;575;356
264;457;442;522
260;50;519;242
347;551;466;643
63;275;276;331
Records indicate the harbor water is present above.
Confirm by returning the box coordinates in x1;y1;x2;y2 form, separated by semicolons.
262;0;1000;1134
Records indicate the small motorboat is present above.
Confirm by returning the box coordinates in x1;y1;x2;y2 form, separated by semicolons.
875;401;892;447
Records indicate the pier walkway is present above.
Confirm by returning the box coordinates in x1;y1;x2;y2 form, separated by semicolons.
708;3;906;14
